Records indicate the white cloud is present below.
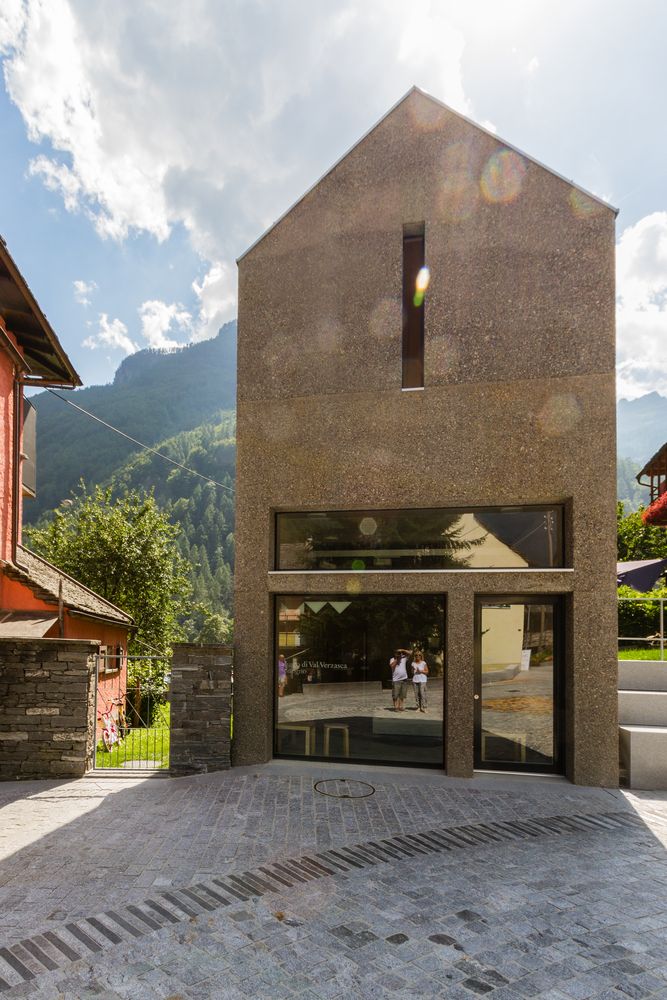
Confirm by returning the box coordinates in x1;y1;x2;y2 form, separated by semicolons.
83;313;138;355
397;0;470;116
73;278;96;306
191;263;236;342
1;0;477;335
139;300;191;351
616;212;667;399
0;0;26;53
30;155;81;213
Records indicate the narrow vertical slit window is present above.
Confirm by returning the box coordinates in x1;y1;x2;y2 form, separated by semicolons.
402;224;426;389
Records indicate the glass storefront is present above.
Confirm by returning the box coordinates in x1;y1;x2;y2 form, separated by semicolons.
474;597;563;772
276;506;563;572
275;594;445;765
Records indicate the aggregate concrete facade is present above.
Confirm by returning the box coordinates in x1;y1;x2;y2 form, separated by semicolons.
0;637;98;780
234;87;618;784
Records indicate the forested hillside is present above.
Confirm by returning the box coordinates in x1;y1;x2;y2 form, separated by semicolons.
110;413;236;614
26;412;237;636
617;457;650;512
24;321;237;521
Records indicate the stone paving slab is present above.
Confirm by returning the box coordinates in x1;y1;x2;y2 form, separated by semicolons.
0;805;644;993
2;815;667;998
1;763;667;997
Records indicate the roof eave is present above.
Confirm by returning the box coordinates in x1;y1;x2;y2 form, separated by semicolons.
0;238;82;387
68;608;135;630
637;442;667;482
0;325;31;373
14;545;135;626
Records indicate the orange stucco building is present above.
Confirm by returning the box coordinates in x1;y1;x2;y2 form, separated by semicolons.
0;238;132;717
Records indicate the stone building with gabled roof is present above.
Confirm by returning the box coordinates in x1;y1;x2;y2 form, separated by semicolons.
234;87;618;786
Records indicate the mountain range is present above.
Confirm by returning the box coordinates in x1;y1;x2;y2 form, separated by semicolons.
26;320;237;520
617;391;667;463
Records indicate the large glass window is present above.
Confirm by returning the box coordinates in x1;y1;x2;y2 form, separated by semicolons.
474;597;563;772
275;594;445;765
276;506;563;571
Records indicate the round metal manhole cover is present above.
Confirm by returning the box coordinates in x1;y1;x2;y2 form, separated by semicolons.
314;778;375;799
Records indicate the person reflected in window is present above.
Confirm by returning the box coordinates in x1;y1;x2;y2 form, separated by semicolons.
390;648;410;711
411;648;429;712
278;654;288;698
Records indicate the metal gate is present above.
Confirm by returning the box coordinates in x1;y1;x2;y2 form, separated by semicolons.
94;651;170;771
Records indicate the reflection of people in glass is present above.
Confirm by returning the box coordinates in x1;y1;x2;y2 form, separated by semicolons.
411;649;429;712
390;648;410;711
278;654;287;697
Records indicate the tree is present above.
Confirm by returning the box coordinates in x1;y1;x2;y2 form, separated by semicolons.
617;501;667;562
183;604;234;645
25;484;191;672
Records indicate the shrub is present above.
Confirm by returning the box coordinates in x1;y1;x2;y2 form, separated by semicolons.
618;584;667;639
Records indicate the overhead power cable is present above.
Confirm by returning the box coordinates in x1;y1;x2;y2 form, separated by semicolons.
43;388;235;493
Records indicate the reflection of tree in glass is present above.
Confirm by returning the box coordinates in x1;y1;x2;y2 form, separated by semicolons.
294;595;445;684
280;510;484;570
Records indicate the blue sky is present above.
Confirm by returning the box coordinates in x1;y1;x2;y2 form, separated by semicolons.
0;0;665;397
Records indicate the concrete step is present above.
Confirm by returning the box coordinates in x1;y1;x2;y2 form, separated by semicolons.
372;706;442;737
618;690;667;726
618;660;667;692
619;725;667;790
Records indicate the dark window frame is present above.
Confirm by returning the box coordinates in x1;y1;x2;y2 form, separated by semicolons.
402;223;425;388
473;593;565;775
274;504;566;572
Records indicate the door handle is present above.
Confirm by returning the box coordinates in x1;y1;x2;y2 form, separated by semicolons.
473;694;480;700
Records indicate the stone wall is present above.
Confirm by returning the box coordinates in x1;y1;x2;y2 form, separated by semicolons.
0;638;98;780
170;644;232;776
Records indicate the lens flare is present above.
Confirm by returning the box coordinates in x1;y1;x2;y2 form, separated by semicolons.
359;517;377;536
536;393;582;437
416;267;430;292
346;577;362;594
413;266;430;307
480;149;526;204
568;188;602;219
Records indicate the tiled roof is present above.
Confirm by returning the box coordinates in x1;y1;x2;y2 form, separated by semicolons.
3;545;133;627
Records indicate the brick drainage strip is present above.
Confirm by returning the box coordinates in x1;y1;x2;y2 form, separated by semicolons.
0;810;643;992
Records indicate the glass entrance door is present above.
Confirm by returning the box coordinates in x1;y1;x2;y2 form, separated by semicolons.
474;596;563;773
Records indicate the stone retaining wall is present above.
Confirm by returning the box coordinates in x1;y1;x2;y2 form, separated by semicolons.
170;644;232;775
0;638;98;780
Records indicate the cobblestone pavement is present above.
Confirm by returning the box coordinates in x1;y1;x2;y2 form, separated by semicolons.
1;762;667;998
